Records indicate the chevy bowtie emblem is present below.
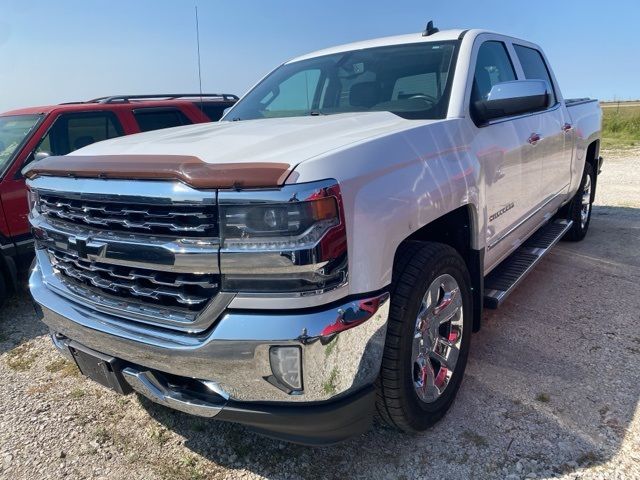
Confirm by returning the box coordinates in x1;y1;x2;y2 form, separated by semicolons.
68;235;107;260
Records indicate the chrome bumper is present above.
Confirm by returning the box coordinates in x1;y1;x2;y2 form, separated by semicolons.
30;263;389;403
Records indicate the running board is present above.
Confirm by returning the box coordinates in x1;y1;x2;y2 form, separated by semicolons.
483;219;573;309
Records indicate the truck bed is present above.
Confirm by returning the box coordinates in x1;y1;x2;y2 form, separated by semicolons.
565;98;598;107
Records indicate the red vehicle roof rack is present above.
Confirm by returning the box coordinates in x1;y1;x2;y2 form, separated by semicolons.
86;93;239;104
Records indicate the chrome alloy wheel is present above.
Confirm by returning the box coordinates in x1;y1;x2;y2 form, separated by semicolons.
412;274;464;403
581;174;592;229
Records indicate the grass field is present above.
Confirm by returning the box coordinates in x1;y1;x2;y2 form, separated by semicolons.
601;102;640;150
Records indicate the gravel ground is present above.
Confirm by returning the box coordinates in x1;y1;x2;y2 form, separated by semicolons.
1;150;639;480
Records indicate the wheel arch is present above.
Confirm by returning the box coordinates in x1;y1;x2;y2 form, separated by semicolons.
585;139;600;201
392;204;484;332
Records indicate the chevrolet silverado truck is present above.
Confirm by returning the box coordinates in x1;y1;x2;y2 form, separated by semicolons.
0;93;237;306
24;27;602;445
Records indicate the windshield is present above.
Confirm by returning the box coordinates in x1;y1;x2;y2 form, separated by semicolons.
0;114;42;174
225;41;458;121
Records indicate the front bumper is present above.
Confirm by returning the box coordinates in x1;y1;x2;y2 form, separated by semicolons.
30;262;389;404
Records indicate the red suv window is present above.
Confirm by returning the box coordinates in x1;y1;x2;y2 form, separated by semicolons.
35;111;123;156
133;107;192;132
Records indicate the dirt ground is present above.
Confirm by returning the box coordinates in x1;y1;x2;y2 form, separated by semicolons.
0;149;638;480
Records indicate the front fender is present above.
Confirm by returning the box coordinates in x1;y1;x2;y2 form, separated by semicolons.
292;119;481;295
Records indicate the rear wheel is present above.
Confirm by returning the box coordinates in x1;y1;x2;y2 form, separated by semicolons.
375;242;472;431
564;162;595;241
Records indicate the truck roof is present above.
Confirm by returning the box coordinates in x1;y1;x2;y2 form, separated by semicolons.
288;29;467;63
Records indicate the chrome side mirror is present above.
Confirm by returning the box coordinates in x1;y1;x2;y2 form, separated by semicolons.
473;79;550;123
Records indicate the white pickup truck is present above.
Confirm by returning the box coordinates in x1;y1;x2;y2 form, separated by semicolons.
25;26;602;445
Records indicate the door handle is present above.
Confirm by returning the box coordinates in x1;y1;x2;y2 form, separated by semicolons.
562;123;573;132
528;133;541;145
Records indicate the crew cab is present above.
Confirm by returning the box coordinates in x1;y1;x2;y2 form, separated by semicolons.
25;27;602;445
0;93;237;304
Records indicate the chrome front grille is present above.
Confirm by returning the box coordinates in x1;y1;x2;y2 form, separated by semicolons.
38;193;217;237
47;247;218;309
28;176;230;333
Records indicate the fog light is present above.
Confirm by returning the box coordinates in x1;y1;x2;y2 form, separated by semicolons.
269;346;302;392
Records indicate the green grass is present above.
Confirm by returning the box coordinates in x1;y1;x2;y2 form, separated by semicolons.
70;388;86;399
461;429;488;448
322;366;339;395
45;358;80;377
5;342;37;371
536;392;550;403
601;103;640;150
148;426;170;446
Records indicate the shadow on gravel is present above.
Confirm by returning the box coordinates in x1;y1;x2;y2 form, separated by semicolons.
143;206;640;478
0;286;47;355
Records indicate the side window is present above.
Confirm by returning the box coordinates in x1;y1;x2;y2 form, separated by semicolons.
35;112;123;157
471;41;517;105
35;131;51;156
196;103;228;122
133;108;192;132
262;69;321;116
67;114;122;151
513;45;557;105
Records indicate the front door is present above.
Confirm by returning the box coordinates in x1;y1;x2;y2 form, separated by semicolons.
469;40;544;271
2;111;124;239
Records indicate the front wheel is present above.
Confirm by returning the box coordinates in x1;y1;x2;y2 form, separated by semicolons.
564;162;595;241
0;273;6;309
375;242;472;432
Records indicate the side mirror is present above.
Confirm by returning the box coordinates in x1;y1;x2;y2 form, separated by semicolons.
34;151;51;162
473;80;550;124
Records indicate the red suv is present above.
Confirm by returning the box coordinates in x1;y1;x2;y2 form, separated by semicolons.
0;93;237;304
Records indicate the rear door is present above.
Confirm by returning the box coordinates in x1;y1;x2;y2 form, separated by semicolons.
512;44;573;208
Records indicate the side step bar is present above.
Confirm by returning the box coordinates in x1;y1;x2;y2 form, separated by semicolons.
483;219;573;308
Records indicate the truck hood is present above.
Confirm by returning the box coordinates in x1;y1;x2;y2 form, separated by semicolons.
25;112;433;189
74;111;416;167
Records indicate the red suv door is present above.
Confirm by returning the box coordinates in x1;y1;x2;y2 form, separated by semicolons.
2;110;125;239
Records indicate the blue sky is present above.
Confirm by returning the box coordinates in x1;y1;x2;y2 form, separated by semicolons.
0;0;638;112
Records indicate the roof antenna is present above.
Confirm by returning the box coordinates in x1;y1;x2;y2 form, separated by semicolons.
422;20;439;37
194;6;204;111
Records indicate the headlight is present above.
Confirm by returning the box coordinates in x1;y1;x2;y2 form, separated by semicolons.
221;196;338;249
218;180;348;294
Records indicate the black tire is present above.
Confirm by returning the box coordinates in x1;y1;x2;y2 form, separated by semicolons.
375;241;473;432
564;162;595;242
0;272;6;309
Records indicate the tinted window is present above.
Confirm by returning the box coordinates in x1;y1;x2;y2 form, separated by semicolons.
471;41;517;104
35;112;123;156
226;41;458;121
513;45;556;105
133;108;192;132
195;103;229;121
